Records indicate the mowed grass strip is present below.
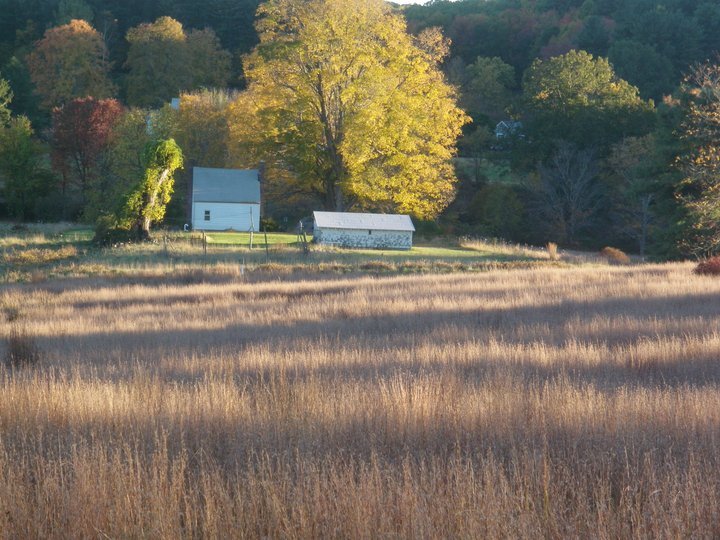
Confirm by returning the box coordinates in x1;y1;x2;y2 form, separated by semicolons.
0;263;719;536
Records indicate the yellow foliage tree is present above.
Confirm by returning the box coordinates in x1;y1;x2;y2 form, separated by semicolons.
125;17;231;108
174;90;234;169
229;0;468;219
678;61;720;256
168;89;236;221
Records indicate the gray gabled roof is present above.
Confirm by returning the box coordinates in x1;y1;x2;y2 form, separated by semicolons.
313;211;415;232
192;167;260;204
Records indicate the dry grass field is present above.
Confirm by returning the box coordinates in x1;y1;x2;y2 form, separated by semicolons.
1;262;720;537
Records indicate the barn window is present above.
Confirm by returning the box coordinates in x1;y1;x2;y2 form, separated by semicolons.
204;210;211;221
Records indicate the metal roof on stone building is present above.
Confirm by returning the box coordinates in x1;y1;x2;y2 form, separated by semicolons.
313;211;415;232
192;167;260;204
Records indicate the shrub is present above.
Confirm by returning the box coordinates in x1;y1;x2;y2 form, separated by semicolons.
359;261;396;272
600;246;630;265
694;256;720;275
93;215;136;245
4;327;40;369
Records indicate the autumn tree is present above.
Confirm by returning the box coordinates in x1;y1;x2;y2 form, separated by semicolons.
677;60;720;256
607;135;657;257
27;19;115;110
534;141;601;245
116;139;183;239
169;89;235;221
464;56;517;122
125;17;230;108
230;0;468;219
0;116;54;219
522;50;655;153
0;76;11;126
185;30;233;89
51;97;123;216
174;90;234;168
84;107;167;224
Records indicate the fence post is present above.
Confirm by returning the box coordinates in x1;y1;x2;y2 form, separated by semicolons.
302;232;309;255
264;226;269;263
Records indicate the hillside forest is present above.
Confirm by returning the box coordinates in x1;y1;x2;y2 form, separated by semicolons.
2;0;720;257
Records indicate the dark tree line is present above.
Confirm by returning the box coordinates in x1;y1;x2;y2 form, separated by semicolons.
405;0;720;102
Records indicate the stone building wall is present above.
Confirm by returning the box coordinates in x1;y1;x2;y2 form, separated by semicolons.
314;227;412;250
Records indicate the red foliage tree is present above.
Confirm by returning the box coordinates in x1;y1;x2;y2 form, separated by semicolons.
51;97;123;203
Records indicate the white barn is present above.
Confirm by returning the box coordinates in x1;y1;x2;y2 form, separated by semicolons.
313;211;415;250
191;167;261;231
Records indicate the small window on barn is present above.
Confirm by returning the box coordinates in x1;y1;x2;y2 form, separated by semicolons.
368;230;372;235
204;210;211;221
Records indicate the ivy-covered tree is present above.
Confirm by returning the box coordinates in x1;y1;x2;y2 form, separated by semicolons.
84;105;173;227
117;138;183;239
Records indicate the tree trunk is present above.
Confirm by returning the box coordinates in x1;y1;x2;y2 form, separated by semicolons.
135;167;171;240
639;194;653;259
316;74;347;213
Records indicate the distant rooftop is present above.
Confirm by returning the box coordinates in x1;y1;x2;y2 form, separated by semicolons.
313;211;415;232
193;167;260;204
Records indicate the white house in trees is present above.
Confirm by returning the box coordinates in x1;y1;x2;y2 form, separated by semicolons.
312;211;415;250
495;120;523;139
191;167;261;231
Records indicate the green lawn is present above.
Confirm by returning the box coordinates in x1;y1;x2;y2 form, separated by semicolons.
203;231;304;246
197;232;537;260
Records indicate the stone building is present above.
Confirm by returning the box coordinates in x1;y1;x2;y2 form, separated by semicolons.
312;211;415;250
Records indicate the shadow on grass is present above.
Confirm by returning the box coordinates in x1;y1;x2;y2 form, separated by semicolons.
27;289;720;390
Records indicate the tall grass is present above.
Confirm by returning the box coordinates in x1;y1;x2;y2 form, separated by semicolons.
0;263;719;536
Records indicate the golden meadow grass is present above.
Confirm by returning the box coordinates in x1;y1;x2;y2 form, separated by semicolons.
1;263;720;537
